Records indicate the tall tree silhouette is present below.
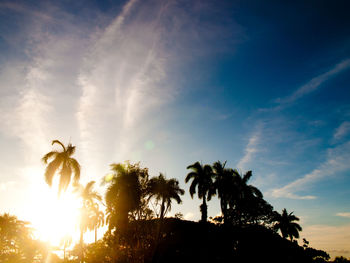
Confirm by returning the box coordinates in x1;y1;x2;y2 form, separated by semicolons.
74;181;102;208
42;140;80;194
147;173;184;220
74;181;102;261
233;170;262;203
212;161;234;224
273;208;302;241
228;170;263;224
60;235;72;261
104;162;148;230
185;162;215;222
90;203;104;242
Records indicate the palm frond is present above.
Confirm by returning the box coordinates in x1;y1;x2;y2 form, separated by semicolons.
42;151;59;163
243;170;253;183
58;164;72;194
185;172;197;183
44;158;62;186
186;161;201;170
69;158;80;184
52;140;66;151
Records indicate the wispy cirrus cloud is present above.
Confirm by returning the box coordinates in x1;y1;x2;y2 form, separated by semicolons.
259;59;350;112
276;59;350;105
237;131;260;171
334;121;350;141
76;0;174;178
270;141;350;199
0;2;53;21
0;0;244;188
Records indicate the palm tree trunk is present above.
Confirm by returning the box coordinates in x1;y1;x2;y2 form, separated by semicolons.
200;195;207;222
160;199;165;220
80;229;84;263
221;198;227;224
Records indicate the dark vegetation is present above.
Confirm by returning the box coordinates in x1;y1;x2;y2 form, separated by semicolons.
0;140;347;262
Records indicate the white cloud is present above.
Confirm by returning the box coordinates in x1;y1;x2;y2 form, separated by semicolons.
334;121;350;140
276;59;350;105
336;213;350;218
76;0;176;179
259;59;350;112
237;131;260;171
270;141;350;199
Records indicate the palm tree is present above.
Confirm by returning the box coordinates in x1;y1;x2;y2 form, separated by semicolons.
273;208;302;241
147;173;185;220
74;181;102;208
233;170;262;201
212;161;234;224
90;203;104;242
78;205;89;262
229;170;263;224
104;162;146;230
60;235;72;260
185;161;215;222
42;140;80;194
74;181;102;262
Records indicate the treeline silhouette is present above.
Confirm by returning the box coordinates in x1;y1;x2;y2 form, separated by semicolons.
0;140;347;263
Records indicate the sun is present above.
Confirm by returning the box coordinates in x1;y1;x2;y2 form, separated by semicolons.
27;182;82;247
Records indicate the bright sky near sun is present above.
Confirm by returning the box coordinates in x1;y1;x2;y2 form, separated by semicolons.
0;0;350;258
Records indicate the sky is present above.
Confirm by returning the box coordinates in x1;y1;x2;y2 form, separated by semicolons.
0;0;350;258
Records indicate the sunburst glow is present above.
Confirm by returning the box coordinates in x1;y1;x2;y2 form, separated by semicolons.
27;181;81;247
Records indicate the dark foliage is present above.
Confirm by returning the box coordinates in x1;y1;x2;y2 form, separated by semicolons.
82;218;330;263
0;213;49;262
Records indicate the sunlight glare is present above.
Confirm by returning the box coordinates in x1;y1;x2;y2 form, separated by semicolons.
28;181;81;247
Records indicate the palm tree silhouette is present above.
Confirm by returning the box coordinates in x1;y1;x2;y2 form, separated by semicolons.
74;181;102;261
229;170;262;225
212;161;234;224
42;140;80;195
104;162;146;230
233;170;262;201
74;181;102;208
60;235;72;260
273;208;302;241
147;173;184;220
90;203;104;242
185;162;215;222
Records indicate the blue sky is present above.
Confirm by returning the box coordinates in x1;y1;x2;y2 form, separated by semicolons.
0;0;350;257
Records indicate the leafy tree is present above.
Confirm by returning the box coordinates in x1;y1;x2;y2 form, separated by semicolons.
147;173;184;220
185;161;215;222
42;140;80;194
273;208;302;241
334;256;350;263
104;162;148;231
0;213;47;262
